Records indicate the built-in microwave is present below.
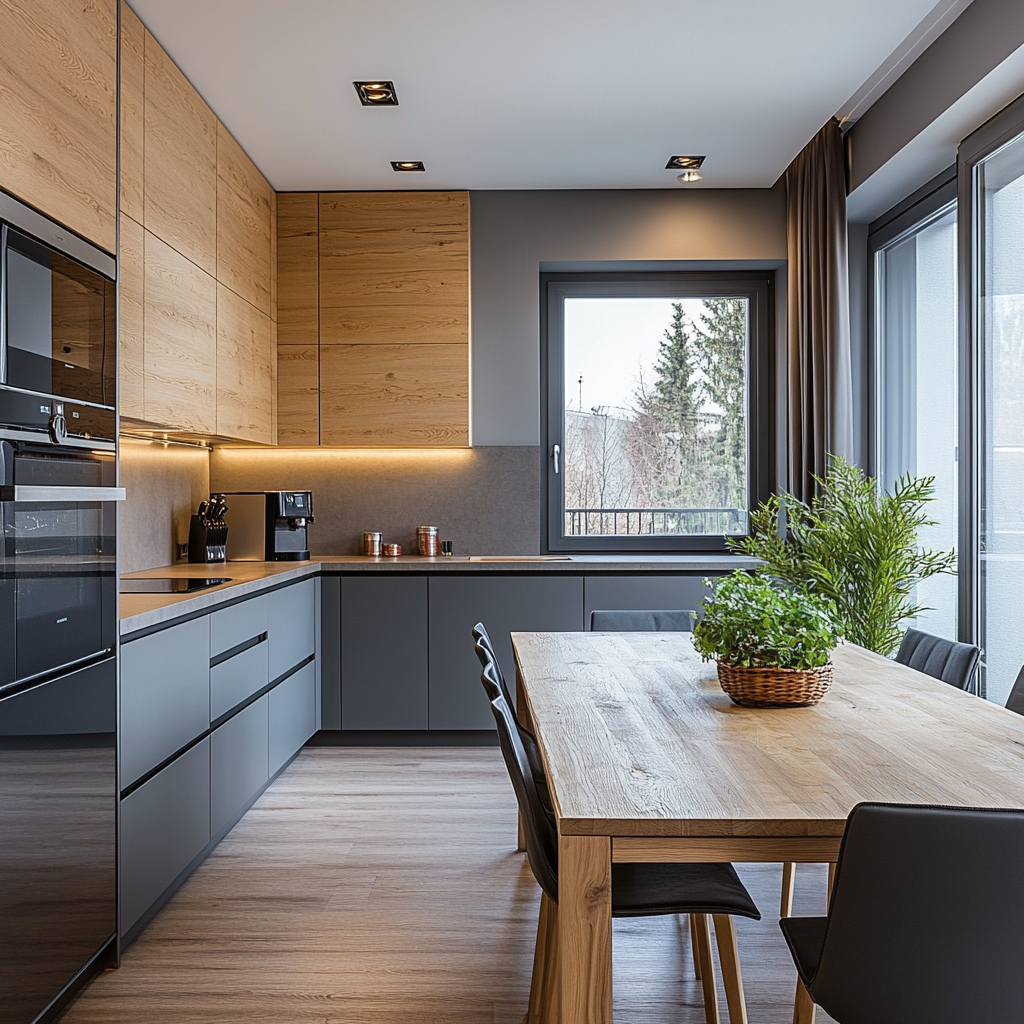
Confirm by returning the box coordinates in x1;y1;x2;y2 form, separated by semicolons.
0;190;116;446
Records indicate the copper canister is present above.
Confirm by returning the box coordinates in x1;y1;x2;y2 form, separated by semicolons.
362;531;383;557
417;525;439;557
382;543;402;556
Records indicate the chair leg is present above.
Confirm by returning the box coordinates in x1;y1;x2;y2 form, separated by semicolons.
688;913;702;979
780;861;796;917
793;977;816;1024
528;892;559;1024
692;913;720;1024
712;915;748;1024
826;861;836;909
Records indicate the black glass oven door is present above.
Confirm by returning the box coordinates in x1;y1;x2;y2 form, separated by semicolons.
3;227;116;408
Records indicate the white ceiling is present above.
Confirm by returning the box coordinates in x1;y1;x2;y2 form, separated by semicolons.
130;0;960;192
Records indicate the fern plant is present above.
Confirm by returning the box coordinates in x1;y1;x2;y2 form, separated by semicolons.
731;457;955;656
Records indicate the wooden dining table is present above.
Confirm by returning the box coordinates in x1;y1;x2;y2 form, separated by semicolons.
511;630;1024;1024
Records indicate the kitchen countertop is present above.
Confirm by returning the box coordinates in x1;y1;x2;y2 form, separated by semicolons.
119;553;758;636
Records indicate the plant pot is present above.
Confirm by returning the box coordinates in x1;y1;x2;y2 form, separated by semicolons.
716;660;833;708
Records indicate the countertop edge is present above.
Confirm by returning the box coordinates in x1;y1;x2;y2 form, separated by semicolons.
119;554;758;636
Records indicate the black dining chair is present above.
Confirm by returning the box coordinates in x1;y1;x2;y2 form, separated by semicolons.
1005;666;1024;716
486;685;760;1024
473;624;553;817
895;628;981;692
590;608;696;631
780;802;1024;1024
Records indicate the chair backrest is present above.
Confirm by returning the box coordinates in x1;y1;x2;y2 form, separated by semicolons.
1006;666;1024;716
487;692;559;903
472;621;514;706
590;608;696;632
812;802;1024;1024
894;628;980;691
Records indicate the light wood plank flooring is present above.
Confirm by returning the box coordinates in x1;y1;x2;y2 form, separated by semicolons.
63;748;837;1023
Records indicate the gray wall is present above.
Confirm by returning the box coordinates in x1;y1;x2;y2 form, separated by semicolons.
210;445;539;556
469;186;787;445
120;440;211;573
847;0;1024;194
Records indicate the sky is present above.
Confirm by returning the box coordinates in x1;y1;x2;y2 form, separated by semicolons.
563;297;710;414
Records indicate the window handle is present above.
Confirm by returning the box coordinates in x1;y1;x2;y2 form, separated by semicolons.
552;443;560;475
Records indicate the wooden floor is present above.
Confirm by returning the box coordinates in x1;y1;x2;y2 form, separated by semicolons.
64;748;837;1023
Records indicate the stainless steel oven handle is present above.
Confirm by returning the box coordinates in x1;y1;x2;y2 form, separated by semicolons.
0;485;126;502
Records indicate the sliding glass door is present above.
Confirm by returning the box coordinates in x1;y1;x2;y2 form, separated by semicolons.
872;194;958;641
974;127;1024;703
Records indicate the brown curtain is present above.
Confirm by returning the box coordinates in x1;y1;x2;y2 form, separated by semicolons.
785;118;854;502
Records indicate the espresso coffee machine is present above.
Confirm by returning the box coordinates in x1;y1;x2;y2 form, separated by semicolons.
222;491;314;561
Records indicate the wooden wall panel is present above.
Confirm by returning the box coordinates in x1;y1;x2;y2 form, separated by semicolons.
217;124;273;315
319;344;469;446
119;0;145;222
0;0;117;252
277;194;318;345
217;284;274;444
276;345;320;446
319;192;469;346
143;232;216;433
118;215;145;420
144;29;217;274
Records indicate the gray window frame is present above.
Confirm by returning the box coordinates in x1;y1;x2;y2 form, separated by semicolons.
540;271;774;554
957;91;1024;687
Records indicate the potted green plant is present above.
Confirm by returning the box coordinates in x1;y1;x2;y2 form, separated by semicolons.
731;457;955;656
694;572;841;707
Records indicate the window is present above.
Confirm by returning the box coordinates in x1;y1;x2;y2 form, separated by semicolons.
871;187;958;641
542;273;773;552
973;123;1024;703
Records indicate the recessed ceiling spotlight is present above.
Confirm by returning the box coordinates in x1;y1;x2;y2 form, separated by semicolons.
354;80;398;106
677;171;702;183
665;155;706;170
391;161;425;172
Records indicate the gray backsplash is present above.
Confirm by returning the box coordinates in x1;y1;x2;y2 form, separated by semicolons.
208;445;541;557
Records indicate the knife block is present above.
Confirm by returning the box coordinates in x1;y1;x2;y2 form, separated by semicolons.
188;516;228;563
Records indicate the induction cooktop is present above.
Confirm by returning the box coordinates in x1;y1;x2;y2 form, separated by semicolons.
120;577;231;594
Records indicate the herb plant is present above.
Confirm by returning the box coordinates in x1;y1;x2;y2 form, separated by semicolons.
730;457;955;657
693;572;840;670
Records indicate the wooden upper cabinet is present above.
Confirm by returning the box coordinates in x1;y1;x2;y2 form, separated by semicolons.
0;0;117;252
143;231;217;433
217;124;273;315
217;284;274;444
119;214;145;420
319;192;469;346
144;28;217;274
119;0;145;222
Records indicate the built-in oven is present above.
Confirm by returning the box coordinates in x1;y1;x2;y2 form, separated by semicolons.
0;190;116;445
0;440;122;692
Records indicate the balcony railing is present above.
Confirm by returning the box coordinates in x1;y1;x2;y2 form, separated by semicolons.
565;507;748;537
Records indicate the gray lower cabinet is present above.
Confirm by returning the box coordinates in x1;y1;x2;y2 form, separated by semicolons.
341;576;428;729
583;575;713;628
210;595;269;658
428;576;585;729
210;695;269;836
120;737;211;936
210;640;269;721
120;617;210;788
269;578;315;680
270;660;316;774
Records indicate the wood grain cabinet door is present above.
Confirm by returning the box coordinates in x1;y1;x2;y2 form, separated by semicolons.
217;124;273;316
217;283;274;443
118;0;145;222
143;231;217;433
118;214;145;420
0;0;117;252
317;191;470;447
144;27;217;274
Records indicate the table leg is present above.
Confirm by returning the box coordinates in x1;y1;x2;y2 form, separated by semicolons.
793;978;816;1024
558;834;612;1024
827;861;837;908
780;861;797;917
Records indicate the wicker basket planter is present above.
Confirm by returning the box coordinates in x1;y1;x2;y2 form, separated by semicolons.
716;660;833;708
